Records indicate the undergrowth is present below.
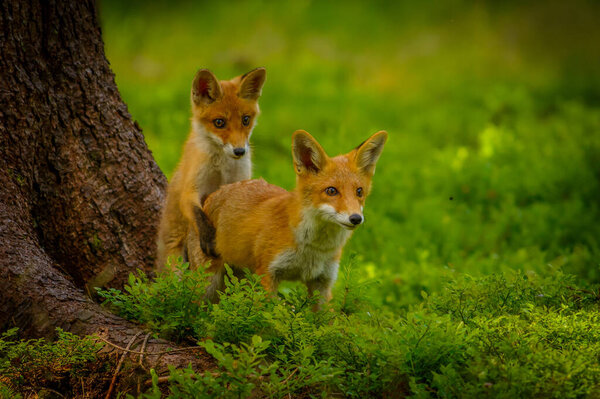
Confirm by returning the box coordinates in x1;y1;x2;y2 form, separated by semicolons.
0;328;104;398
94;262;600;398
4;2;596;397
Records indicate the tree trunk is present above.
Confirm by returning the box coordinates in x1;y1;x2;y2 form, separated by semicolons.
0;0;212;379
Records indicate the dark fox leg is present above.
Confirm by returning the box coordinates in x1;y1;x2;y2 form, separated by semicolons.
193;205;219;258
204;262;225;303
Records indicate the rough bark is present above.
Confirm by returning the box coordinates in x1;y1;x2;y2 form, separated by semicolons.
0;0;165;290
0;0;213;379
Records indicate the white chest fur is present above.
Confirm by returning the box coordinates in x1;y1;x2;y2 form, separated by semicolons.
268;208;351;285
191;124;252;200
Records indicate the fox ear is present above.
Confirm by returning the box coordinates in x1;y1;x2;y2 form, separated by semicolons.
292;130;328;174
355;131;387;176
238;67;266;100
192;69;223;105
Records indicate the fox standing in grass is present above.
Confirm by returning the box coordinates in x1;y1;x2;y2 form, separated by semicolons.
156;67;266;269
190;130;387;304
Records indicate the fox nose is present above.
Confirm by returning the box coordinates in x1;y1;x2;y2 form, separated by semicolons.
233;147;246;157
349;214;363;226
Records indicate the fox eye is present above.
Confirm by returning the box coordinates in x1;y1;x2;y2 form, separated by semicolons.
242;115;251;126
325;187;338;196
357;187;363;197
213;118;226;128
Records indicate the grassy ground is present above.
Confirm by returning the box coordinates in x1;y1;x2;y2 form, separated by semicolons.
18;1;591;396
99;0;600;308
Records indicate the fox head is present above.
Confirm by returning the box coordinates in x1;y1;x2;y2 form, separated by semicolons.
292;130;387;230
191;68;266;159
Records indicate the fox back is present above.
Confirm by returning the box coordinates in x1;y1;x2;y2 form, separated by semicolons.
201;129;387;305
156;68;266;270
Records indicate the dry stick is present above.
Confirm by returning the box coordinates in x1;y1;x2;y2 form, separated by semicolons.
282;367;299;385
137;333;152;395
283;365;300;398
139;332;151;366
28;387;65;398
95;335;202;355
97;334;217;391
144;375;170;387
105;331;142;399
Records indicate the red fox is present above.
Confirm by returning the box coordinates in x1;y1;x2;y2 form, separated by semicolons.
156;67;267;269
190;129;387;304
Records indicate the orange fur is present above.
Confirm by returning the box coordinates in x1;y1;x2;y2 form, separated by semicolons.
156;68;266;269
200;130;387;305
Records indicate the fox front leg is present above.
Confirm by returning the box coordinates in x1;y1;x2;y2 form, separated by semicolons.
306;277;334;311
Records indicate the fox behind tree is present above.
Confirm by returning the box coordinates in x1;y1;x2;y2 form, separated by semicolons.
156;67;266;270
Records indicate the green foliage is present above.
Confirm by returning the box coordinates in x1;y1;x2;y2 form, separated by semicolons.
107;264;600;398
96;261;211;342
166;336;276;398
0;382;21;399
0;328;103;396
207;267;276;345
408;273;600;398
334;253;377;316
160;335;340;399
428;271;579;323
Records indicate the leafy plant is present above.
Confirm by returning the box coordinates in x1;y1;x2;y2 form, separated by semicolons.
96;260;211;342
0;328;103;396
206;267;277;345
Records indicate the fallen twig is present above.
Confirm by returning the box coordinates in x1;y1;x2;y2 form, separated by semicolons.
282;367;299;385
95;335;202;356
139;332;151;366
105;331;142;399
137;332;152;394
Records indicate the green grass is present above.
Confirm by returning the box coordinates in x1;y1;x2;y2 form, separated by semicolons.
93;0;600;396
0;329;104;397
96;262;600;398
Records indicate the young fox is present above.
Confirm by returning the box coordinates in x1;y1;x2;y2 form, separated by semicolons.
191;129;387;304
156;67;267;269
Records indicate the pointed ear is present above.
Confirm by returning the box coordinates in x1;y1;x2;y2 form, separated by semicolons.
192;69;223;105
292;130;328;174
355;131;387;176
238;67;266;100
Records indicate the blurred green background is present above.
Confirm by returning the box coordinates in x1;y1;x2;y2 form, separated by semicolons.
100;0;600;308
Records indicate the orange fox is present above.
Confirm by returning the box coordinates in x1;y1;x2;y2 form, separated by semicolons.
156;67;267;269
192;129;387;304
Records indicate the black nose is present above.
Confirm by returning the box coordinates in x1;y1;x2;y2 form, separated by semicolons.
233;147;246;157
349;214;363;225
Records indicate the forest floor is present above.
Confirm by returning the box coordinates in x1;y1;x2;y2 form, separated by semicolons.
2;1;600;397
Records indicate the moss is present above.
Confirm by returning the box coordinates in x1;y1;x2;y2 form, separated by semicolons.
89;232;103;252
